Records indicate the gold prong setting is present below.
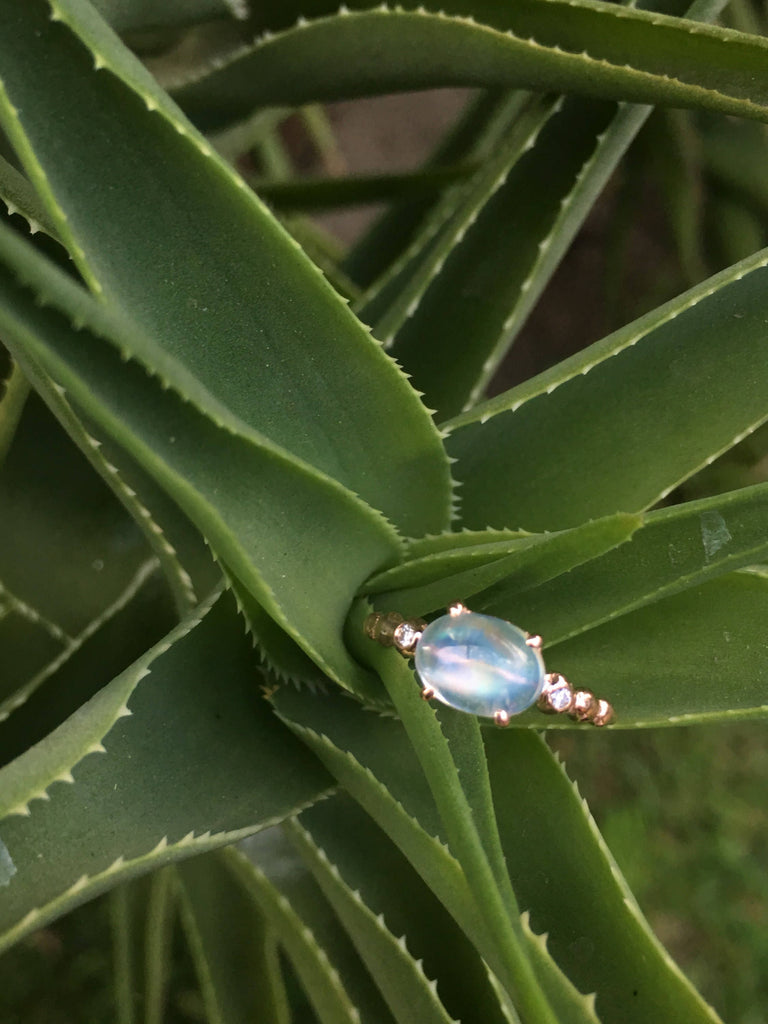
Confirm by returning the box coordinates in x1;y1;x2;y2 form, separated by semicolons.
364;606;614;727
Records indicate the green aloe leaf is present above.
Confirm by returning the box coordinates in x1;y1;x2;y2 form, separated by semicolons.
171;4;768;132
0;591;331;954
254;166;478;211
0;0;453;539
445;247;768;531
0;561;172;763
13;356;209;617
176;853;288;1024
110;882;142;1024
0;584;67;710
0;228;397;696
486;729;723;1023
0;351;28;467
0;159;58;240
0;392;153;639
273;690;600;1022
286;811;460;1024
362;512;641;618
232;833;396;1024
294;794;537;1024
481;483;768;646
548;569;768;728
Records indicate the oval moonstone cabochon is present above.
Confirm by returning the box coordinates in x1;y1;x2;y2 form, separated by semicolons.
414;611;545;719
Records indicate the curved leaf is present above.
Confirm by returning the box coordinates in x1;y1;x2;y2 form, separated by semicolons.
232;834;396;1024
482;482;768;646
286;813;461;1024
171;5;768;130
363;513;641;618
0;591;331;954
548;569;768;728
0;0;453;538
0;232;397;696
175;854;288;1024
445;247;768;531
486;729;723;1023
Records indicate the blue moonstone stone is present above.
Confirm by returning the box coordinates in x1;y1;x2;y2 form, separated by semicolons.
414;611;545;719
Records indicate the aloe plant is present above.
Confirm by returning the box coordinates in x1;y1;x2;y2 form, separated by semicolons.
2;0;768;1020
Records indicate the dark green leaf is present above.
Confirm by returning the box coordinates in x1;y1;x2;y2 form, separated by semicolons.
176;853;286;1024
486;729;723;1022
363;513;641;618
547;569;768;727
483;483;768;646
171;3;768;130
0;591;331;953
446;248;768;531
0;230;397;696
0;0;453;538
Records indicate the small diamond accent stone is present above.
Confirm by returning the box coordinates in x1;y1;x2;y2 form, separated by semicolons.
393;621;422;653
548;685;573;712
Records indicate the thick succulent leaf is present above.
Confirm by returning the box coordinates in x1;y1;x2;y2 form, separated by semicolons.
358;0;725;419
285;814;461;1024
233;833;396;1024
0;238;397;697
0;0;453;539
482;483;768;645
549;569;768;727
110;882;142;1024
255;166;478;211
0;350;28;468
171;4;768;131
340;622;566;1022
0;156;58;239
272;686;601;1021
0;392;153;638
0;591;331;954
295;794;531;1024
175;853;288;1024
362;513;641;618
485;729;723;1023
445;247;768;531
385;94;623;417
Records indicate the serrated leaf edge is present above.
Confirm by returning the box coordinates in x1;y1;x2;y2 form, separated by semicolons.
0;556;160;727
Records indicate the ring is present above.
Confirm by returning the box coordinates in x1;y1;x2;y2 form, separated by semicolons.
365;602;614;727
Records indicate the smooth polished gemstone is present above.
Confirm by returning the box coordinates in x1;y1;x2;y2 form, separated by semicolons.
414;611;546;719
